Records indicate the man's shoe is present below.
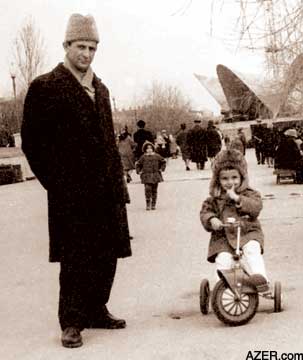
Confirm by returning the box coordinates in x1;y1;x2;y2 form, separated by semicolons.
61;327;83;348
90;309;126;329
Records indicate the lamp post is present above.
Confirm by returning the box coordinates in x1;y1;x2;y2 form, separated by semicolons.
112;96;117;112
11;74;16;102
9;63;18;132
9;62;17;101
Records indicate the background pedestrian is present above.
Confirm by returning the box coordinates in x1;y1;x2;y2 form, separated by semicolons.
136;141;166;210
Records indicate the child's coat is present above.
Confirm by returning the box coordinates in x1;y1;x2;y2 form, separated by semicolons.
136;153;166;184
200;188;264;263
200;149;264;263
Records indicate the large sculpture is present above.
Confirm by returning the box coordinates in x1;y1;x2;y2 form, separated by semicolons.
216;64;273;120
195;54;303;121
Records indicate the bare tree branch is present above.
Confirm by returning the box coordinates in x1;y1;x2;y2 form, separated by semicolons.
136;81;194;133
11;16;46;92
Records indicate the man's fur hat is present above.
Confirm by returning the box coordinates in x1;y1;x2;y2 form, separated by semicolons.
64;14;100;43
209;149;249;197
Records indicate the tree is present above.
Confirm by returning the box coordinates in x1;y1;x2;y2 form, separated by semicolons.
6;16;46;132
211;1;303;78
209;0;303;116
136;81;194;134
12;16;45;91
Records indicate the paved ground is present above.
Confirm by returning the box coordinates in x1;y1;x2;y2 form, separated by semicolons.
1;149;303;360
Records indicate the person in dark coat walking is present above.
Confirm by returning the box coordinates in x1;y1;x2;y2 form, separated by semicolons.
237;127;247;155
136;141;166;210
252;119;266;164
187;118;208;170
176;123;191;170
263;123;276;167
21;14;131;348
118;128;136;183
133;119;154;160
205;120;222;164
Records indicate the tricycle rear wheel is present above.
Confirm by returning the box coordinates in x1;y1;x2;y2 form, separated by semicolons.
211;279;259;326
200;279;210;315
274;281;282;312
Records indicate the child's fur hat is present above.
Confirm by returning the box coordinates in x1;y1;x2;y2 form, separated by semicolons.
142;141;155;153
210;149;249;197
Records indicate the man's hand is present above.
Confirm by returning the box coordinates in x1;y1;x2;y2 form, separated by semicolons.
210;217;223;231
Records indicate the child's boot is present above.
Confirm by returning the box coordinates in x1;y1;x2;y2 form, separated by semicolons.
151;196;157;210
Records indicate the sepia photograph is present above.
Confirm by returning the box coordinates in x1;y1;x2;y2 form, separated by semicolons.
0;0;302;359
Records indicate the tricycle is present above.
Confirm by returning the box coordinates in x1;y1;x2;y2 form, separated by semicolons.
200;217;282;326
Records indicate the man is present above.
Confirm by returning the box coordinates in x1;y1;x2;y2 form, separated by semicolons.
205;120;222;164
21;14;131;348
156;129;170;159
252;119;266;164
237;127;247;155
176;123;191;170
133;119;154;160
230;128;247;156
187;118;208;170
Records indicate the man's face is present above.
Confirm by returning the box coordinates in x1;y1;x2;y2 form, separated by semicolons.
64;40;97;72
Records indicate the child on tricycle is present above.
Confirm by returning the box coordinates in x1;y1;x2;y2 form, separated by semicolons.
199;149;281;325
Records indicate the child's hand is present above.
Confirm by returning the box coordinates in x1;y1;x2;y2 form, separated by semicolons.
226;185;240;203
210;217;223;231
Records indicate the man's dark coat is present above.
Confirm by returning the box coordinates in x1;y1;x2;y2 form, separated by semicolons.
205;126;222;158
22;64;131;264
275;135;302;170
187;124;208;163
133;128;154;160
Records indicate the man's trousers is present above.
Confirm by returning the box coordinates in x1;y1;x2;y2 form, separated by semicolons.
58;257;117;330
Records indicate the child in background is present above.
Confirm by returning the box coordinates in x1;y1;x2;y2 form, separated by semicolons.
200;149;269;292
136;141;166;210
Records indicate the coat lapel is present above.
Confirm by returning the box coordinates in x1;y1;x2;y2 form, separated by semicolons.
54;63;96;113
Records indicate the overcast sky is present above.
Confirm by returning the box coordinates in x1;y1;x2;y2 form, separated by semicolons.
0;0;266;114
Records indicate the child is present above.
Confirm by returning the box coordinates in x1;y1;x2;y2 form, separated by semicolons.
136;141;166;210
200;149;269;292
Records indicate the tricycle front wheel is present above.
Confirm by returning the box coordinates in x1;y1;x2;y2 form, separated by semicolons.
211;279;259;326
